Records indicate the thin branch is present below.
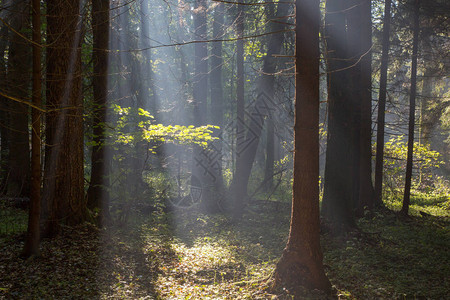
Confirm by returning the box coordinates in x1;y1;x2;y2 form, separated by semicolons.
327;44;374;74
0;91;80;113
107;29;293;53
211;0;294;5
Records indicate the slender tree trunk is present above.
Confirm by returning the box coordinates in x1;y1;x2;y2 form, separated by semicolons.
401;0;420;216
139;0;157;115
210;2;225;190
271;0;331;292
374;0;392;207
346;0;362;212
358;0;374;214
7;0;31;197
87;0;110;223
0;21;8;193
44;0;85;236
262;1;276;191
233;0;246;216
22;0;42;257
322;0;355;230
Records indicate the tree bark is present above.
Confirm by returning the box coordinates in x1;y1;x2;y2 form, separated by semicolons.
346;0;363;212
44;0;85;236
7;0;31;197
374;0;392;207
272;0;331;292
401;0;420;216
233;0;246;217
210;2;225;190
321;0;355;230
0;18;8;193
87;0;110;223
22;0;42;257
358;0;374;214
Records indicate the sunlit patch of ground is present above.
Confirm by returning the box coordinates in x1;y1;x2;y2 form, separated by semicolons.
148;212;277;299
384;191;450;217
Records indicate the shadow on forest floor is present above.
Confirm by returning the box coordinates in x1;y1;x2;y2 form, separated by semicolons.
322;209;450;299
0;222;162;299
1;200;449;299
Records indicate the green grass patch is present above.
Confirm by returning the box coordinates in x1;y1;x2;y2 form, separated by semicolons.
0;205;28;237
384;190;450;217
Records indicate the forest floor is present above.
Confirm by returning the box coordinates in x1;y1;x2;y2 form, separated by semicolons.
0;195;449;299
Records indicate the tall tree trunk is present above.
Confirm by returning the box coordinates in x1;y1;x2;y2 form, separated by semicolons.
346;0;363;212
44;0;85;236
0;18;8;193
191;0;217;212
271;0;331;292
87;0;110;223
358;0;374;214
262;0;275;193
374;0;392;207
321;0;355;230
7;0;31;197
401;0;420;216
139;0;157;115
22;0;42;257
229;1;289;217
210;2;225;190
233;0;246;216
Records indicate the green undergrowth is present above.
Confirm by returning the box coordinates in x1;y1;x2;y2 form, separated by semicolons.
1;194;449;299
0;203;27;237
324;210;450;299
384;190;450;217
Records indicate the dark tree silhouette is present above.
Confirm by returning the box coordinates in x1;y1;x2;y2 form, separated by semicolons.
87;0;110;223
7;0;31;197
233;0;246;217
374;0;392;207
322;0;355;230
401;0;420;216
22;0;42;257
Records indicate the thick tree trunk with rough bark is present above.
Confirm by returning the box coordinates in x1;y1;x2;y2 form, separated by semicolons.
374;0;392;207
44;0;85;236
271;0;331;292
401;0;420;216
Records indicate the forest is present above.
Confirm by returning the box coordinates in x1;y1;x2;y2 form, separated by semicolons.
0;0;449;298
